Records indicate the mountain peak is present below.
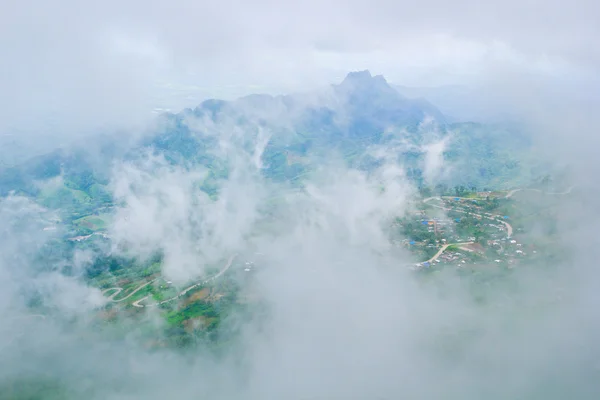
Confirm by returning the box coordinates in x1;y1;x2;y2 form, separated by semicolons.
341;70;392;84
343;70;373;82
336;70;397;99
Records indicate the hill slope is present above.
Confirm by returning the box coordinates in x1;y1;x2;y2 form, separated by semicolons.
0;71;542;214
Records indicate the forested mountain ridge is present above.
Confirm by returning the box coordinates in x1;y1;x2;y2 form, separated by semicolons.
0;71;541;215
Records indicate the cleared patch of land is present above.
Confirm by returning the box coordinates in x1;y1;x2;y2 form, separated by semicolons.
183;287;210;306
73;213;112;230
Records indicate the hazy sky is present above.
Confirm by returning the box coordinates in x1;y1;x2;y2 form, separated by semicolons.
1;0;599;135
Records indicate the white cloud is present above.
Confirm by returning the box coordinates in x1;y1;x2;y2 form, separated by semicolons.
1;0;598;137
1;3;600;397
108;151;267;284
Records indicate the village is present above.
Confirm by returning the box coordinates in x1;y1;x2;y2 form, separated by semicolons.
396;191;540;270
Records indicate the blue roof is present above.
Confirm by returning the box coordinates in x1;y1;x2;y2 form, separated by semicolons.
455;218;461;222
409;241;416;245
503;216;509;219
421;221;428;225
423;262;430;267
454;197;460;200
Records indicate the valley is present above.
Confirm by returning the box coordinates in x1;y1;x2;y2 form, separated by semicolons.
44;181;571;351
0;70;586;399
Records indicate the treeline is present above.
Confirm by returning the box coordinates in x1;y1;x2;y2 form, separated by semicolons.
419;184;489;198
85;251;163;279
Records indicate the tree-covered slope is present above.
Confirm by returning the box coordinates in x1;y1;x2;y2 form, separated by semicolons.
0;70;545;213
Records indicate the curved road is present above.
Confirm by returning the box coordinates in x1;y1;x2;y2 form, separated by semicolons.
101;255;237;308
132;254;237;308
504;186;574;198
103;279;158;302
424;197;514;237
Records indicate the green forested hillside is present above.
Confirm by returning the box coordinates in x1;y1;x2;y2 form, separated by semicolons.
0;71;550;218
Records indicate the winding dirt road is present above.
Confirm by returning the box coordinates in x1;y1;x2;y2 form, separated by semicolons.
424;241;474;264
504;186;574;198
103;279;158;302
132;254;237;308
101;255;237;308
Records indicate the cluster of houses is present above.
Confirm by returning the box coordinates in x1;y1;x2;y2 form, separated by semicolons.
486;236;538;266
439;251;466;263
402;195;544;269
243;261;254;272
408;232;537;271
